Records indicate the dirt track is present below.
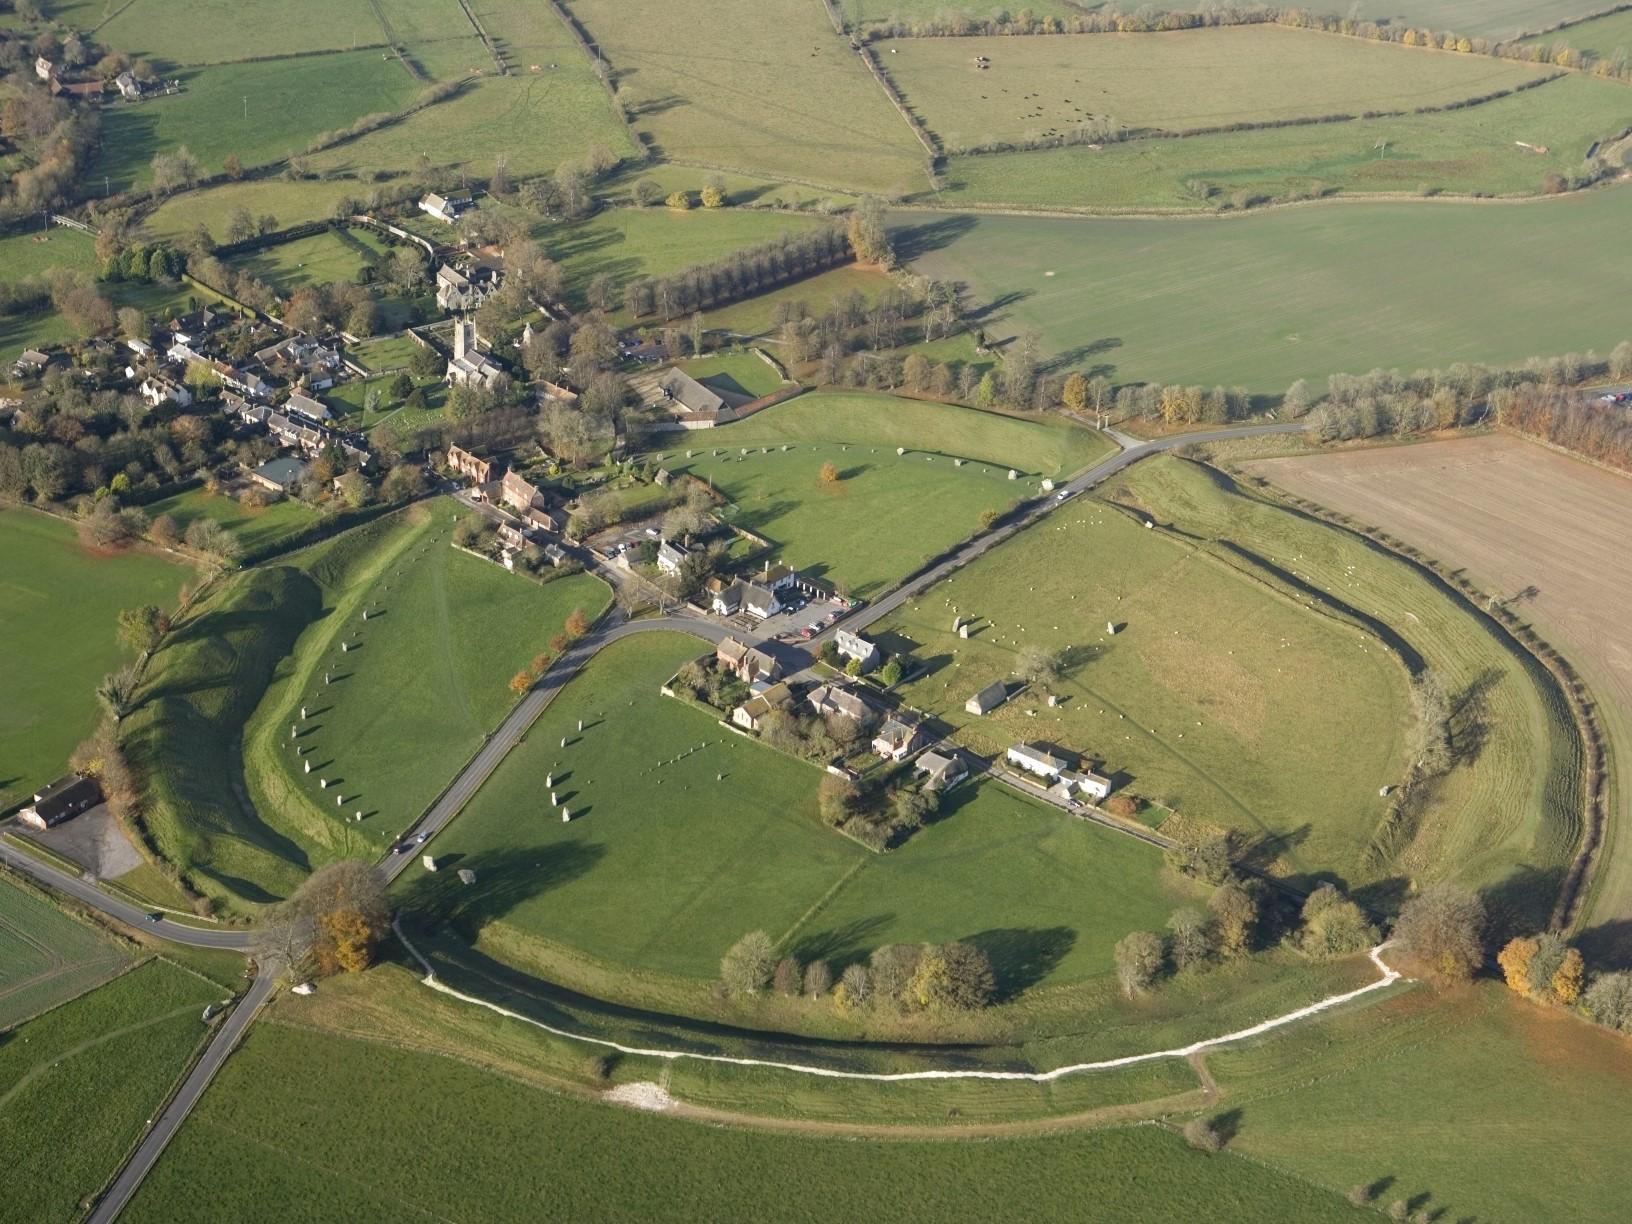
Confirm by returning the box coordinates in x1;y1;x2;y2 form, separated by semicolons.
1245;435;1632;945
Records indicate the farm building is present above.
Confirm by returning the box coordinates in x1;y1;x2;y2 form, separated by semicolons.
872;717;922;761
1007;741;1072;780
966;680;1009;715
834;628;881;672
733;681;794;732
11;348;56;379
915;749;968;790
115;70;141;100
248;456;310;495
419;192;474;224
18;774;102;830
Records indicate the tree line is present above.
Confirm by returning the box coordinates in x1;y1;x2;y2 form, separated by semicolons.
622;226;851;322
720;930;996;1013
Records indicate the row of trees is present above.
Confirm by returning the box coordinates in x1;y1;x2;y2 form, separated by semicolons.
622;227;852;321
1494;384;1632;477
721;931;996;1012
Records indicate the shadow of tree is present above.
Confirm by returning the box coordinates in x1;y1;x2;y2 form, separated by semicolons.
1480;863;1565;946
395;843;604;936
1575;917;1632;971
964;926;1077;1001
788;914;895;969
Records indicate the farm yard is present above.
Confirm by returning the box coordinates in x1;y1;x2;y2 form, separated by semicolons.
0;509;191;811
880;25;1555;150
0;875;129;1029
935;72;1632;212
652;392;1111;597
902;187;1632;392
403;631;1224;1030
122;1014;1359;1223
563;0;931;193
0;957;218;1224
1243;435;1632;942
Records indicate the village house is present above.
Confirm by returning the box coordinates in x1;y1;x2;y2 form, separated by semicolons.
248;456;309;496
435;263;500;312
419;192;474;224
710;579;781;620
915;749;968;791
834;628;881;673
1007;741;1072;781
18;774;102;831
238;402;372;468
138;374;191;408
808;684;879;727
657;538;689;575
446;443;496;486
11;348;55;379
256;336;342;389
522;504;567;536
759;561;797;592
446;319;505;390
733;681;793;732
284;391;332;422
500;468;546;515
1052;768;1114;804
166;309;224;346
497;522;529;551
872;716;922;761
34;56;54;82
115;70;141;100
965;680;1009;716
717;636;780;684
542;542;568;567
214;361;269;399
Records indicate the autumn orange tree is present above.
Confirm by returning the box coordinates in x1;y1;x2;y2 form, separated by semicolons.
1498;932;1584;1005
818;461;840;485
267;860;390;978
564;607;590;638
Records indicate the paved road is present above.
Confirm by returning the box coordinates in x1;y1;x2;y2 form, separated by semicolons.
86;970;277;1224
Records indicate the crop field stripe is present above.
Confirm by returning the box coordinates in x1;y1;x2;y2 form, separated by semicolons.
0;996;202;1112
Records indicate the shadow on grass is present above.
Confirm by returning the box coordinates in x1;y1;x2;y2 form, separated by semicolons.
396;843;604;934
964;926;1076;1002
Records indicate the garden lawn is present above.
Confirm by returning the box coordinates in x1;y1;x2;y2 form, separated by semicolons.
346;333;421;374
654;392;1110;596
876;459;1411;882
407;632;1185;1002
141;486;320;558
678;350;783;398
882;25;1552;150
94;51;423;190
0;509;190;810
242;503;609;862
0;958;217;1224
903;186;1632;392
565;0;930;193
1207;976;1632;1223
124;1018;1357;1222
0;875;130;1029
227;226;391;295
934;73;1632;211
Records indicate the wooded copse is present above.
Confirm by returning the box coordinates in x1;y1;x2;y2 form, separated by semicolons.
621;226;851;321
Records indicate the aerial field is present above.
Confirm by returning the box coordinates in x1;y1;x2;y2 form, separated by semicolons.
1363;0;1615;39
1208;974;1632;1223
1527;7;1632;56
95;52;423;190
93;0;385;65
227;226;391;295
875;459;1410;880
881;25;1553;150
935;72;1632;211
140;487;320;559
141;179;368;243
851;0;1080;24
1244;435;1632;943
654;392;1111;596
411;632;1187;1004
0;509;190;811
242;505;609;864
0;958;217;1224
0;876;129;1029
564;0;930;193
125;1018;1357;1223
702;263;894;337
903;186;1632;392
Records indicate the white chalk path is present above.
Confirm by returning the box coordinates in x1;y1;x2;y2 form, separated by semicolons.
394;923;1405;1084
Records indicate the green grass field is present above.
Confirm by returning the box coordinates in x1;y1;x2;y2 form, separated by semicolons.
141;487;320;558
655;392;1109;596
0;875;130;1029
703;262;894;337
94;0;386;65
565;0;930;193
883;25;1552;150
678;350;783;398
124;1016;1357;1222
1208;975;1632;1222
0;958;217;1224
408;633;1195;1016
903;186;1632;391
142;179;370;244
241;504;609;864
934;72;1632;211
1370;0;1614;39
227;226;392;295
0;509;191;811
850;0;1079;23
876;458;1411;880
94;51;423;190
346;332;421;373
1528;7;1632;55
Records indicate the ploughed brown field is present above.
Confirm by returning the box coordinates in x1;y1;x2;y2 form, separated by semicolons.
1244;434;1632;943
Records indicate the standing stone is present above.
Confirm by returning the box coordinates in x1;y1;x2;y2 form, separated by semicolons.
301;706;308;720
1106;621;1118;635
550;791;559;807
1008;469;1018;480
577;719;583;732
561;809;571;823
304;760;311;774
545;773;554;789
336;794;344;807
560;737;567;748
958;624;969;639
290;724;298;739
320;778;329;789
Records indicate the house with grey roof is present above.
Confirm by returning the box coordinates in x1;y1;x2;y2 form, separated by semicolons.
872;716;922;761
420;192;474;224
1007;741;1072;781
809;684;879;727
835;628;881;673
248;456;310;495
915;749;968;791
18;774;101;830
